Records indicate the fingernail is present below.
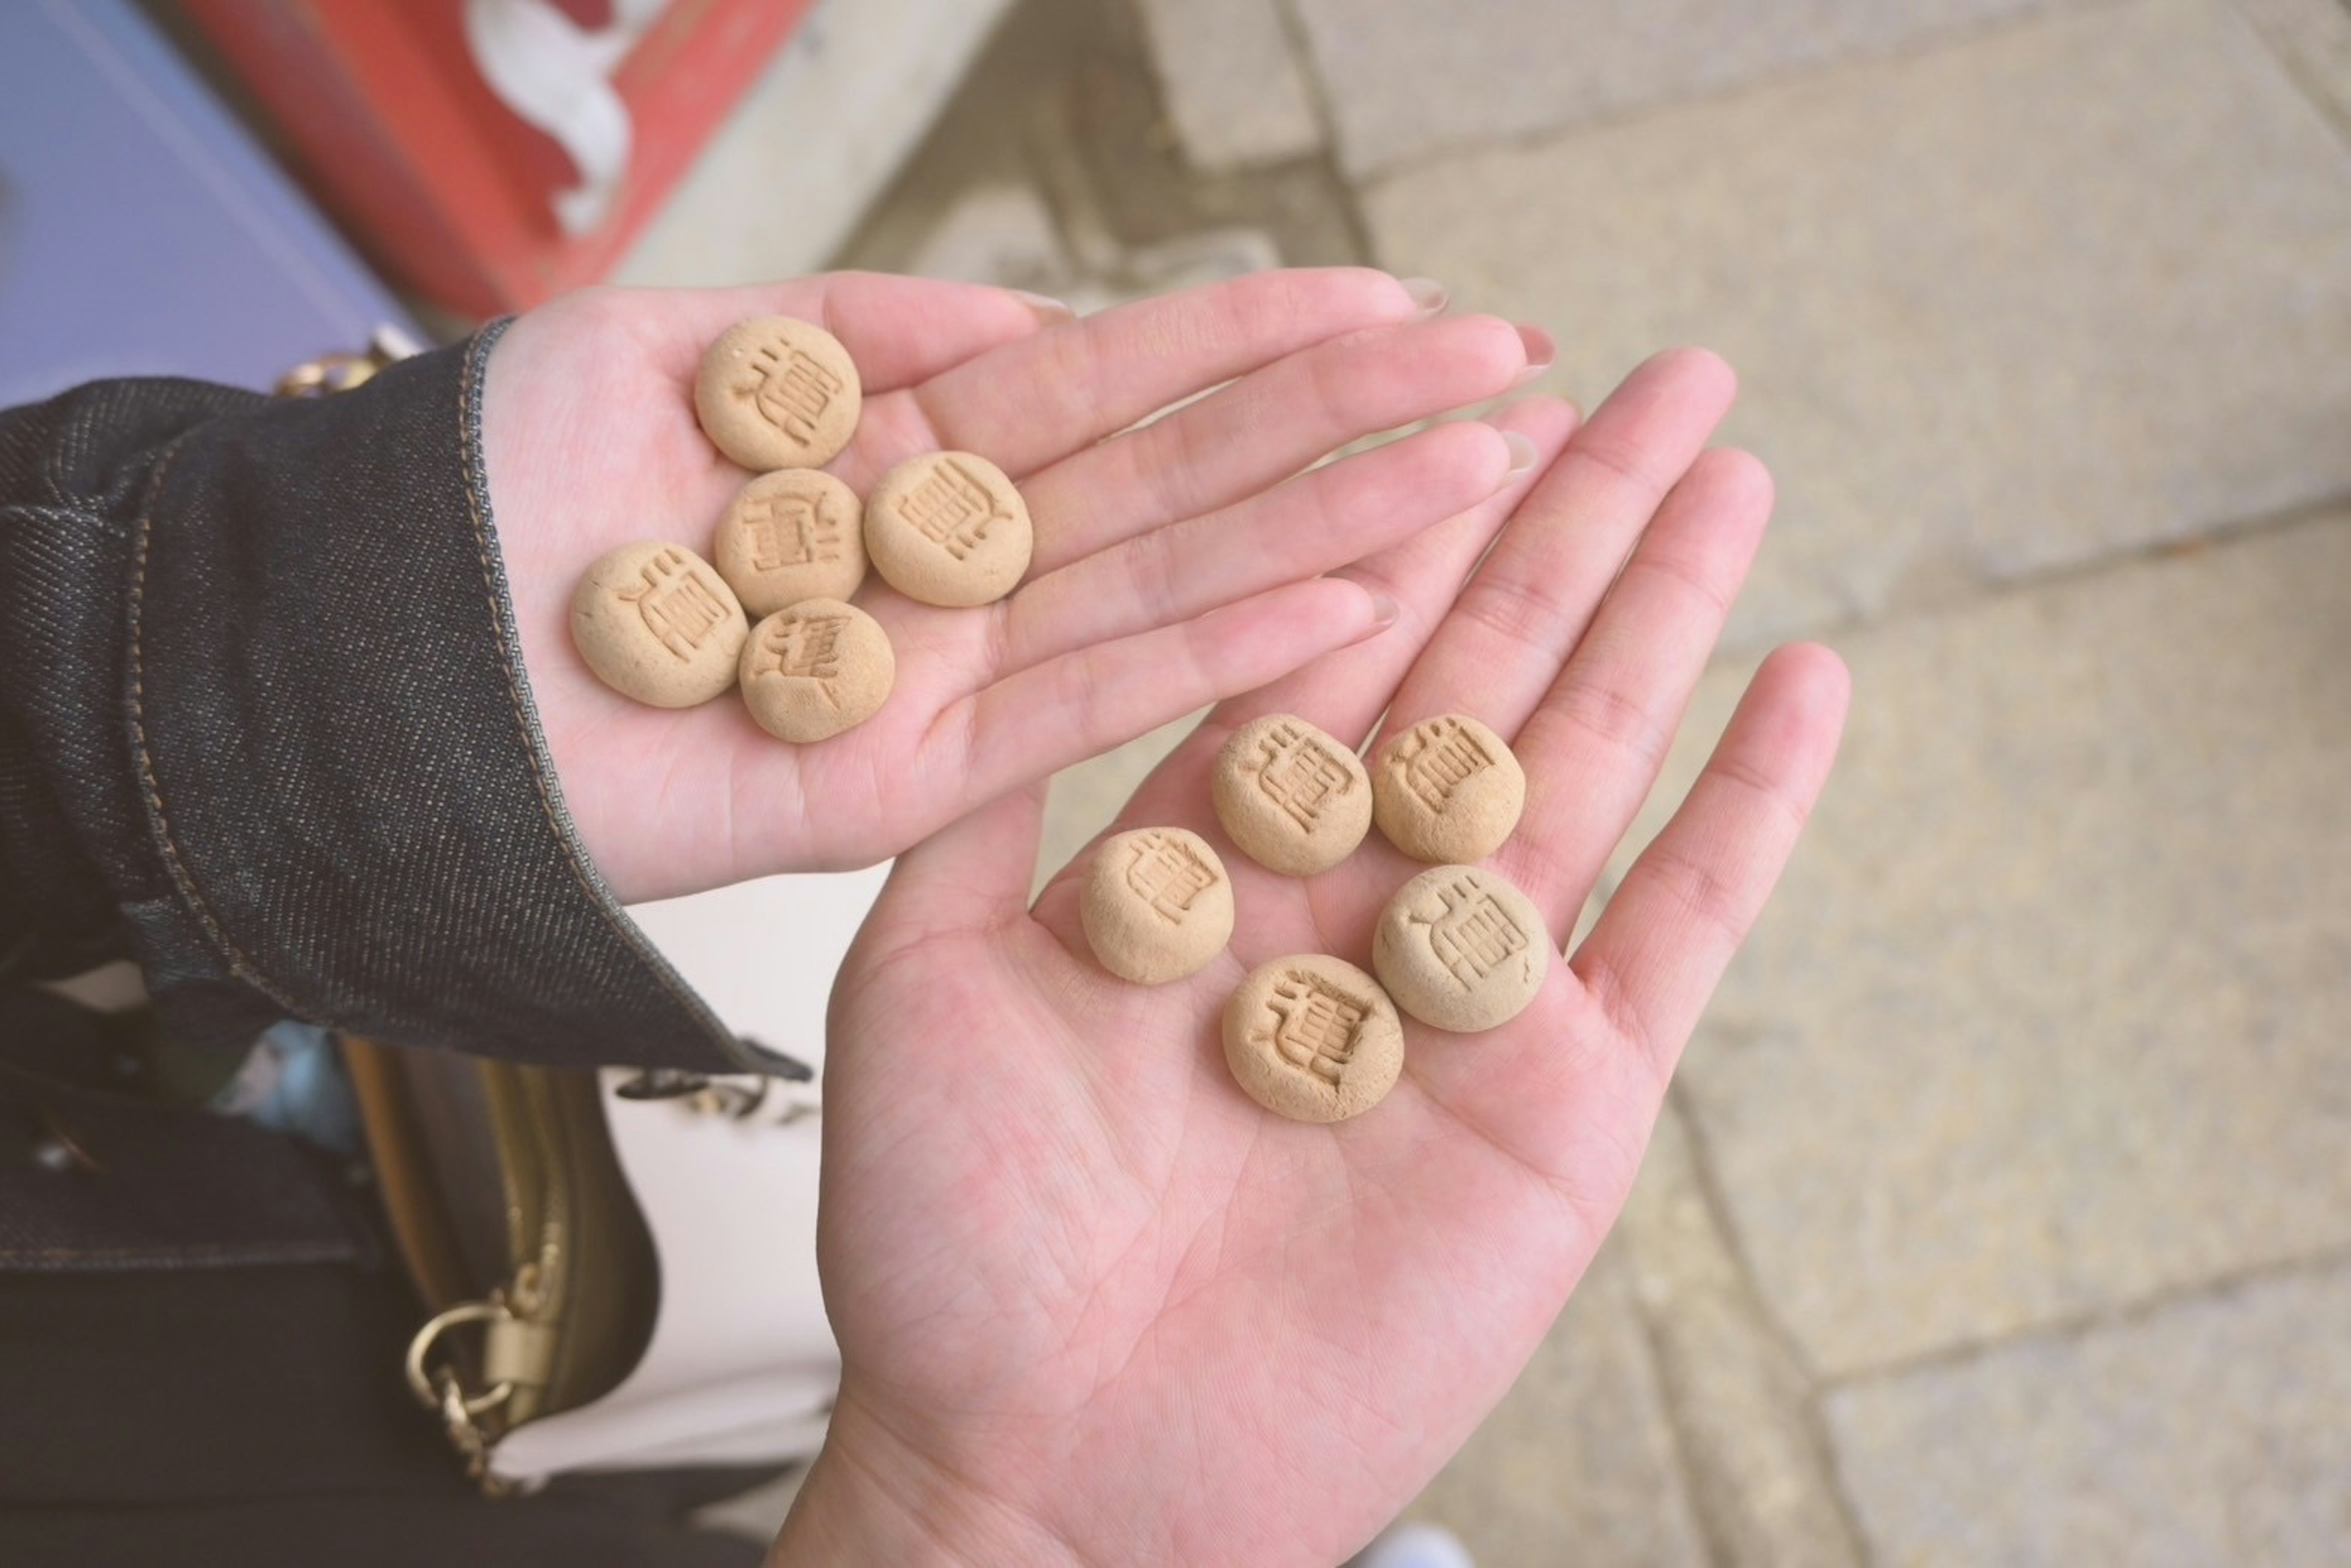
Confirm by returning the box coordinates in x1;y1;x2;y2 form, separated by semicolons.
1513;324;1556;385
1499;430;1539;478
1400;277;1449;318
1367;590;1401;626
1011;289;1076;324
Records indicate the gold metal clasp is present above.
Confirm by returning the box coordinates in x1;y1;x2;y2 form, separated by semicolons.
404;1298;522;1416
275;324;425;398
402;1266;555;1496
274;352;379;398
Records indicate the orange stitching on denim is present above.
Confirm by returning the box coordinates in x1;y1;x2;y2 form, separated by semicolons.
126;436;306;1016
453;326;751;1063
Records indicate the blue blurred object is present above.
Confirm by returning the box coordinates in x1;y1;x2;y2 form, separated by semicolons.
0;0;418;406
212;1021;364;1157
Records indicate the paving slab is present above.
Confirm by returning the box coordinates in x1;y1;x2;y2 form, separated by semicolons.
1137;0;1324;171
1400;1242;1712;1568
1290;0;2050;176
1364;0;2351;648
838;0;1364;282
1824;1259;2351;1566
2239;0;2351;133
1618;1102;1864;1567
905;182;1076;294
1623;514;2351;1378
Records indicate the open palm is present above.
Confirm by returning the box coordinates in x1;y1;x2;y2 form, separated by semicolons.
479;271;1540;902
784;354;1850;1566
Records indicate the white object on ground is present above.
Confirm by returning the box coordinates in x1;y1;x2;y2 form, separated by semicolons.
1355;1522;1477;1568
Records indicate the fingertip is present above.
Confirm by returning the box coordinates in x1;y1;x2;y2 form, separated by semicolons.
1270;266;1439;329
1500;430;1540;478
714;272;1056;392
1224;572;1380;641
1474;397;1580;500
1484;394;1581;447
1281;574;1393;656
1450;313;1537;385
1512;323;1557;384
1398;276;1450;318
1573;350;1739;481
1008;288;1078;326
1434;415;1523;493
1316;418;1510;520
1648;345;1739;407
1326;573;1393;637
1769;639;1850;692
1692;445;1777;517
1755;642;1855;753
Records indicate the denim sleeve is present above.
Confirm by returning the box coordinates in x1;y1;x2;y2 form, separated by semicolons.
0;324;778;1075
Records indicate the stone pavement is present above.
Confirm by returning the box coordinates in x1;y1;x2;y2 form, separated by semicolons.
645;0;2351;1559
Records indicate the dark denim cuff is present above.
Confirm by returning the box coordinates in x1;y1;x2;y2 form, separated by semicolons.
1;327;770;1075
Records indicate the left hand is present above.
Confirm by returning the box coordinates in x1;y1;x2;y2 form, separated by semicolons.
479;270;1540;901
776;351;1851;1566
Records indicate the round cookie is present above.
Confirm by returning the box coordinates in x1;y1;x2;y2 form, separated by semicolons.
1370;713;1526;863
694;315;862;471
1081;828;1235;985
1372;865;1552;1032
1221;955;1406;1124
1212;713;1373;877
714;469;868;616
571;541;748;708
864;451;1033;607
738;599;895;742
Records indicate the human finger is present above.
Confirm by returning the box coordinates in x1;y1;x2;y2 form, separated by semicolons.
840;269;1444;490
1569;643;1851;1082
992;419;1523;677
1016;314;1540;574
869;781;1052;938
1498;447;1774;938
1379;348;1737;743
938;577;1394;821
639;271;1062;392
1086;398;1582;847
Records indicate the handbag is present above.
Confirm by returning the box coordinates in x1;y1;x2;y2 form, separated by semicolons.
345;867;881;1492
344;1038;659;1488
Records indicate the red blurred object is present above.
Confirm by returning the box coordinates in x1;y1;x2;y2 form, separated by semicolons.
181;0;814;317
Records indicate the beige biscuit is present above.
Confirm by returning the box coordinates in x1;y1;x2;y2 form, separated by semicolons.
714;469;868;616
1081;828;1235;985
1370;713;1526;863
1221;955;1406;1123
572;541;748;708
1212;713;1372;877
694;316;862;471
864;451;1033;607
737;599;894;742
1373;865;1551;1032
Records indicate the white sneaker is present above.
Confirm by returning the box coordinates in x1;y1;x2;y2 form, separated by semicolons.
1353;1522;1475;1568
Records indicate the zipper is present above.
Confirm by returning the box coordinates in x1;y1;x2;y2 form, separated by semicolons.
402;1062;569;1488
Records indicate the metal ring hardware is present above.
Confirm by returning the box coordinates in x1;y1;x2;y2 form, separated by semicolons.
403;1299;520;1417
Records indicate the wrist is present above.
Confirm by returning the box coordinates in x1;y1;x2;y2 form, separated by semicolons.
770;1390;1088;1568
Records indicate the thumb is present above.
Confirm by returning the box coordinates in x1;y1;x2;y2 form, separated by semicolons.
874;780;1049;940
